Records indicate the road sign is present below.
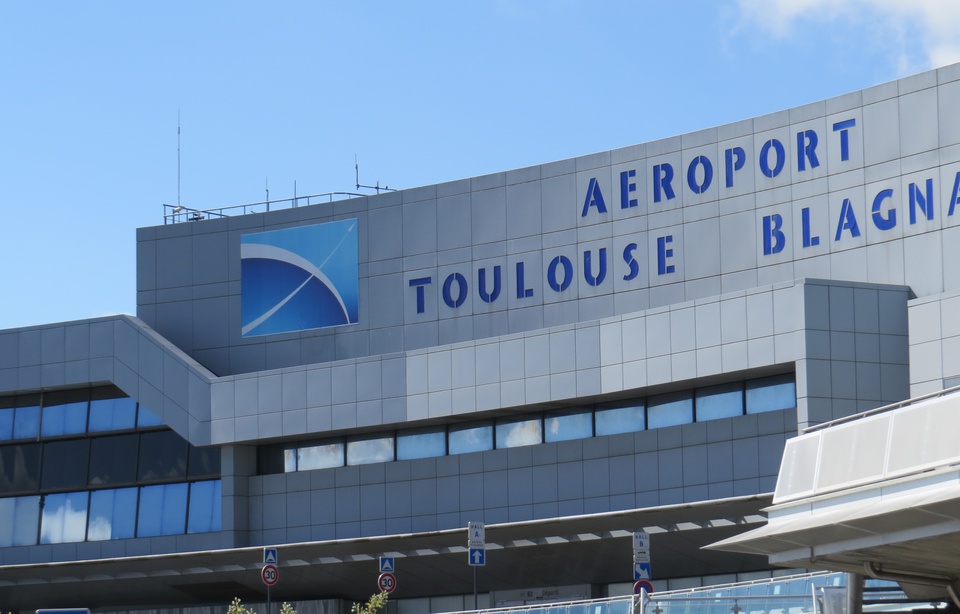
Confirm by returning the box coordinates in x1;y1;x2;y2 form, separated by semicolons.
261;564;279;586
468;547;486;566
379;556;395;573
378;572;397;593
634;580;654;595
264;547;278;565
634;562;651;580
633;531;650;562
468;521;485;547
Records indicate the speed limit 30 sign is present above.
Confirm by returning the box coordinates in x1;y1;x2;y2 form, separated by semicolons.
378;572;397;593
262;563;279;586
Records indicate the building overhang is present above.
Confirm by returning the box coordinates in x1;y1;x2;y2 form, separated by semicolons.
707;389;960;601
0;495;770;610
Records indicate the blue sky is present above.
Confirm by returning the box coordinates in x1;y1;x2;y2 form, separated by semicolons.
2;0;959;329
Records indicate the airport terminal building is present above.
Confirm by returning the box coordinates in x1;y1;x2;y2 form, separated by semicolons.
3;62;960;613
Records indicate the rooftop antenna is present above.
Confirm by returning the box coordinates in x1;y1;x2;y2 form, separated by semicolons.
355;155;397;194
177;111;181;208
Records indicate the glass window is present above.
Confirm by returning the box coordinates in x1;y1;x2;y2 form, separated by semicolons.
397;428;446;460
284;448;297;472
188;445;221;478
647;391;694;429
255;447;286;474
13;405;40;440
746;374;797;414
88;396;137;432
41;439;90;490
88;434;139;486
40;491;89;544
544;410;593;442
138;431;188;481
0;408;13;440
448;423;493;455
41;401;88;437
346;436;394;466
187;480;222;533
595;402;645;436
137;405;164;428
88;487;138;540
496;417;542;448
0;443;41;494
137;483;188;537
696;383;744;421
0;495;40;546
297;442;344;471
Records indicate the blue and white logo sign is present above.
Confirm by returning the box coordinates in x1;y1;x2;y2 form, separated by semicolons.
241;219;359;337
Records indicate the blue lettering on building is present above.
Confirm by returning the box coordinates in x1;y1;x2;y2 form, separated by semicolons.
404;119;960;315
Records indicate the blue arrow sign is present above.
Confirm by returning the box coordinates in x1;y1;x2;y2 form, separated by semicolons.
634;562;651;580
469;548;486;566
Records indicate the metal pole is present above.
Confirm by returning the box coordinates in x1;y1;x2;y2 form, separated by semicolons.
267;584;271;614
473;566;477;611
846;573;863;614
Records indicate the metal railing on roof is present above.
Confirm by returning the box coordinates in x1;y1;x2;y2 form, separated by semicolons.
162;191;367;224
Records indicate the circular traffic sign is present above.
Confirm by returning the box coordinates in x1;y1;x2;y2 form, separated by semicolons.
262;563;279;586
378;572;397;593
634;580;653;595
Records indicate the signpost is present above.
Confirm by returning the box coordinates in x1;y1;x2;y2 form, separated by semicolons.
468;521;485;609
377;556;397;593
633;531;651;582
261;547;279;614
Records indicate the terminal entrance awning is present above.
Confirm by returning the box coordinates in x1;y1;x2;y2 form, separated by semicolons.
708;390;960;602
0;495;770;611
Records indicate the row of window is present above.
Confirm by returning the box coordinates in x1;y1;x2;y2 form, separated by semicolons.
0;430;221;495
263;373;796;474
0;387;163;441
0;480;221;547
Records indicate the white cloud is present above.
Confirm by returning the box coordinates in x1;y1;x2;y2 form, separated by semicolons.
738;0;960;71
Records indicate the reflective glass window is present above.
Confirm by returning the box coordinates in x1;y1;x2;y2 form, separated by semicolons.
397;428;446;460
297;442;344;471
40;491;89;544
138;431;188;481
647;391;694;429
544;410;593;442
88;396;137;432
496;417;542;448
188;445;221;478
346;436;394;466
284;448;297;472
137;483;188;537
13;405;40;440
595;402;645;436
0;495;39;546
0;408;13;440
41;401;88;437
187;480;222;533
137;405;164;428
88;434;139;486
0;443;41;494
88;487;138;540
41;439;90;490
746;374;797;414
448;423;493;455
696;383;744;421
